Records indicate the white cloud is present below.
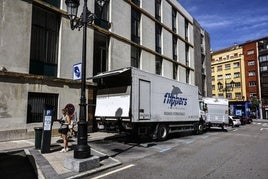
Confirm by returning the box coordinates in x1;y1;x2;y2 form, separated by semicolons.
196;15;232;29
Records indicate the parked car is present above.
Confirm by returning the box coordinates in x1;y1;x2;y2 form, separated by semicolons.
239;116;253;125
246;117;253;124
229;116;241;127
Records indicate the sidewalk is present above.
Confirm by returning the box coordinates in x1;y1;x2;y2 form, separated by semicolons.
253;119;268;123
0;132;122;179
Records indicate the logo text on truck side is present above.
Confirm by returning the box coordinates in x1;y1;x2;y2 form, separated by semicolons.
163;86;188;107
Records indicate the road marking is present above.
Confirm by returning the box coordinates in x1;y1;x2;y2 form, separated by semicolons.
151;146;171;152
232;129;238;132
185;140;194;144
260;128;268;131
202;135;209;139
160;148;171;153
92;164;135;179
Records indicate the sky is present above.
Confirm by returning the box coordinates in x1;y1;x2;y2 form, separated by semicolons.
178;0;268;51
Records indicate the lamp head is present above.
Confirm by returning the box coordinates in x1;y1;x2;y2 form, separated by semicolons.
65;0;80;20
96;0;108;7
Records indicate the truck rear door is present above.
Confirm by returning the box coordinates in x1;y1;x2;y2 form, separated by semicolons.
139;80;151;120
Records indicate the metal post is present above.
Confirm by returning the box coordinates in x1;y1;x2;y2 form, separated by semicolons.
74;0;91;159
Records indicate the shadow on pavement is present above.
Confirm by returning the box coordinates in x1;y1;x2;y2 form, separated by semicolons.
0;150;37;179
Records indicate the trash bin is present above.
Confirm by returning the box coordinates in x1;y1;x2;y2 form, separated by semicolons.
34;127;43;149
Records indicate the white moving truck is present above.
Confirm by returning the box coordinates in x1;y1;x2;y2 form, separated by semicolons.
202;97;229;130
93;67;205;140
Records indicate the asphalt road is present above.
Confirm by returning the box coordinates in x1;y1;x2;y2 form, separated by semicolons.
88;122;268;179
0;150;37;179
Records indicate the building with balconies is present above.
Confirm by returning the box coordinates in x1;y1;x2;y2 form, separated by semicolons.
211;45;250;117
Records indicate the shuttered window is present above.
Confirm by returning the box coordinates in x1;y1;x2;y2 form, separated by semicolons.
27;92;58;123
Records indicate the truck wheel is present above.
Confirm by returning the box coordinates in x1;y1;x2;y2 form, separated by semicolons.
197;124;204;134
157;124;169;141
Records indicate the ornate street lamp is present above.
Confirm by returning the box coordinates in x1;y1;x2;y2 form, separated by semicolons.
217;80;235;99
65;0;107;159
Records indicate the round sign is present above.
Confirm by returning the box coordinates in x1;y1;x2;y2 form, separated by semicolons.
65;103;75;115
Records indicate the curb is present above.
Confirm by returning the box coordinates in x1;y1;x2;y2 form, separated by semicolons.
25;148;121;179
25;149;46;179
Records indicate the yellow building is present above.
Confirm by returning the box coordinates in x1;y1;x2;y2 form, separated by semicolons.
211;45;246;101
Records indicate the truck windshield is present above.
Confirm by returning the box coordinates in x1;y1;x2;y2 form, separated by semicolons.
199;101;207;111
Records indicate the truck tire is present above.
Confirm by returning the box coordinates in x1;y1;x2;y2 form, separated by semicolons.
197;123;204;134
157;124;169;141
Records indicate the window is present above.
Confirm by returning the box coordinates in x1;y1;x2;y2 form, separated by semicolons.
225;64;231;70
218;93;224;98
211;67;214;73
212;85;215;90
155;56;162;75
234;82;241;88
226;93;232;99
247;50;254;55
43;0;60;8
185;20;189;41
217;75;223;80
235;93;242;99
250;93;257;97
131;0;140;6
248;60;255;66
186;69;190;83
131;8;141;43
172;36;177;60
27;92;58;123
131;45;140;68
249;81;256;87
225;73;231;79
30;5;60;77
248;71;256;76
155;24;162;53
211;76;215;81
234;72;240;78
173;63;178;80
95;0;109;21
172;8;177;32
233;62;240;68
260;66;268;72
217;65;222;71
94;0;110;29
260;55;268;62
185;45;189;66
155;0;161;21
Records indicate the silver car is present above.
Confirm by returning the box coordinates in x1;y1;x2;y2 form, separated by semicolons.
229;116;241;127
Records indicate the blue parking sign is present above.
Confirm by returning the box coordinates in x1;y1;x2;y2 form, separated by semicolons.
73;63;82;80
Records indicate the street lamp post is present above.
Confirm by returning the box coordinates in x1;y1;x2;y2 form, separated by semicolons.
217;80;235;99
65;0;107;159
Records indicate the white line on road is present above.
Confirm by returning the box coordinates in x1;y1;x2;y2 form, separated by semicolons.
91;164;135;179
260;128;268;131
